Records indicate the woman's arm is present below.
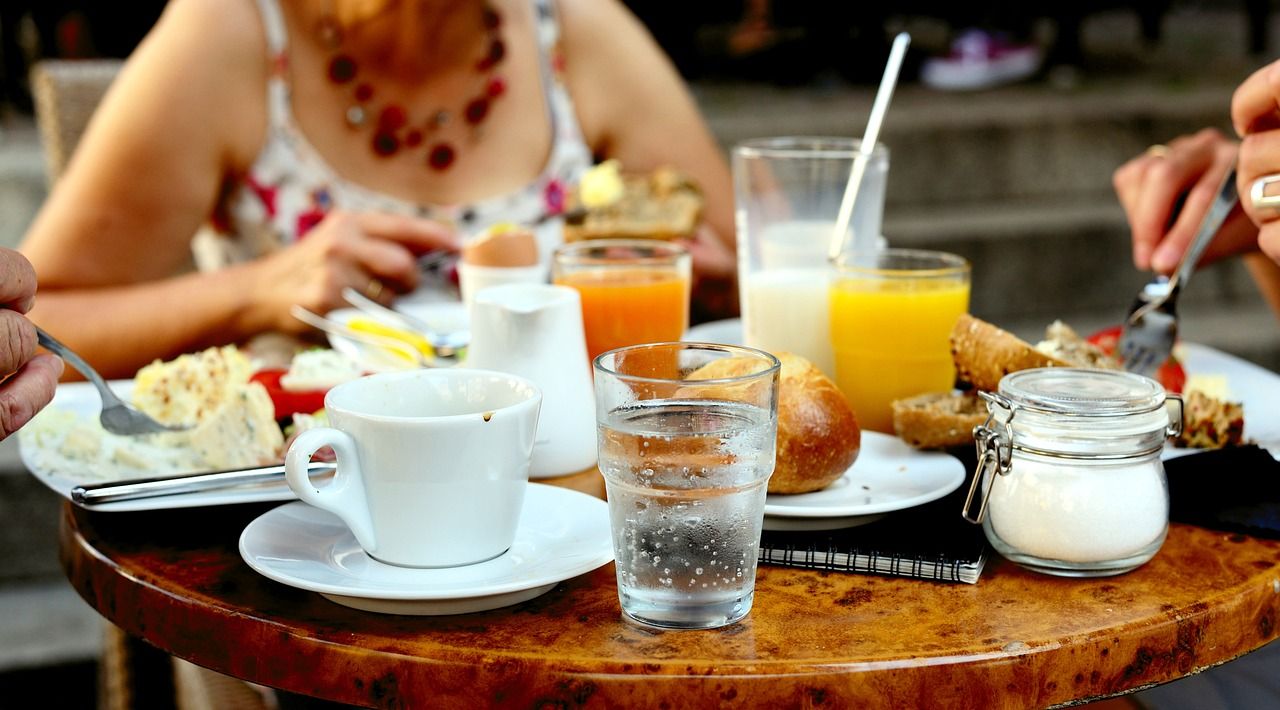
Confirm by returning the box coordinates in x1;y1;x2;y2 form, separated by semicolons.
558;0;735;271
19;0;270;376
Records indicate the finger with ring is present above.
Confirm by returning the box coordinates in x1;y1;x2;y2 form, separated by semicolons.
364;278;384;300
1145;144;1170;159
1250;174;1280;212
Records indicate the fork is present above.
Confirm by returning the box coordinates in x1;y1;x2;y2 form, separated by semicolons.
1118;166;1239;377
36;327;188;436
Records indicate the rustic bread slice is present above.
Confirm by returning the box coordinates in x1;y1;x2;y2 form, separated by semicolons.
892;391;987;449
563;166;703;242
950;314;1072;392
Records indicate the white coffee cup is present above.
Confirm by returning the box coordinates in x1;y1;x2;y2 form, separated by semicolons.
285;369;542;568
458;261;547;312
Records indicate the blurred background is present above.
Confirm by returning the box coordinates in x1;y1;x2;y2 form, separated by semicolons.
0;0;1277;704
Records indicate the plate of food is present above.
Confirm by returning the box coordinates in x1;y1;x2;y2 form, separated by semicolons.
19;346;362;512
324;299;468;372
891;315;1262;458
739;352;965;531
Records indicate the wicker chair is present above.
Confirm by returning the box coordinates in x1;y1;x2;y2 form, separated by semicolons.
30;58;272;710
28;59;123;183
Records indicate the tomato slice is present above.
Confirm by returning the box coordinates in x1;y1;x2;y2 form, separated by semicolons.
249;369;329;421
1085;325;1186;393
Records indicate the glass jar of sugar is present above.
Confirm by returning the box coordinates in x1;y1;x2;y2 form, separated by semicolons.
961;368;1183;577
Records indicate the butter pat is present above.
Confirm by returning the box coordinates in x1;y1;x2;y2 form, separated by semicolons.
579;159;624;209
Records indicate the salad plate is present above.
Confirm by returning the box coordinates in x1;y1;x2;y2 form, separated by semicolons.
19;380;297;512
239;483;613;615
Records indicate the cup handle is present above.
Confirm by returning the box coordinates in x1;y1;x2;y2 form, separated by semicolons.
285;428;376;553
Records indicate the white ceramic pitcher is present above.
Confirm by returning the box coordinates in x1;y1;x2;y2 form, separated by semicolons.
465;283;597;478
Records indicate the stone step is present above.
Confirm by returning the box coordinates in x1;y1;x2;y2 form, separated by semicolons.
701;80;1231;209
0;579;101;672
0;438;71;585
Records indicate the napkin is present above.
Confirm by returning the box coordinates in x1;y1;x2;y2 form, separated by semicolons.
1165;445;1280;539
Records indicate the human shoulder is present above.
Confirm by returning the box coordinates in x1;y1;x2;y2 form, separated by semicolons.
119;0;269;166
555;0;643;60
554;0;675;148
148;0;268;67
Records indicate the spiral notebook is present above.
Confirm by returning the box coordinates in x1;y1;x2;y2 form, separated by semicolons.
758;484;988;584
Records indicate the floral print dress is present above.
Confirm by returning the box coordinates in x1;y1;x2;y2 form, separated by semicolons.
194;0;594;295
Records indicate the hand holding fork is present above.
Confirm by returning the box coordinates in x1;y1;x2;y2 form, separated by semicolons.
1118;165;1239;376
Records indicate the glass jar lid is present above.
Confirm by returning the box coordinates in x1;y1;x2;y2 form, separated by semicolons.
985;368;1180;459
998;368;1166;417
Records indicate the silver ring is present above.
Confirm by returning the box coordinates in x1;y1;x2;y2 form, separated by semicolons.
1250;174;1280;211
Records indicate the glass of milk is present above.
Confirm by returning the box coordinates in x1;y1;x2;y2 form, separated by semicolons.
732;137;890;378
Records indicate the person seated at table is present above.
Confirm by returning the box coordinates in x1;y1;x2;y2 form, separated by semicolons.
1112;60;1280;320
0;248;63;439
17;0;736;379
1110;57;1280;710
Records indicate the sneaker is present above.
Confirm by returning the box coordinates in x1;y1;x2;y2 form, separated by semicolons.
921;29;1042;91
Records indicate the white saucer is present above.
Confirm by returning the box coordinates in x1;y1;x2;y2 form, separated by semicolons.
239;483;612;615
762;432;965;531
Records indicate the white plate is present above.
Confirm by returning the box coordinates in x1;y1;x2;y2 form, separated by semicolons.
326;300;468;372
19;380;298;512
239;483;613;615
762;432;965;531
1174;342;1280;457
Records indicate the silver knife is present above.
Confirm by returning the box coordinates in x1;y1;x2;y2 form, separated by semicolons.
71;461;335;506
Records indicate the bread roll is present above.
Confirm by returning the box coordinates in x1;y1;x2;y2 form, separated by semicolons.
689;352;860;494
950;314;1071;392
892;391;987;449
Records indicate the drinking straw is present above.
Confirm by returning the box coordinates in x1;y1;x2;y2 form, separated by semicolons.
828;32;911;261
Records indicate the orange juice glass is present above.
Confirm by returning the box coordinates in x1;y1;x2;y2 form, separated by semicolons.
552;240;692;362
829;249;970;433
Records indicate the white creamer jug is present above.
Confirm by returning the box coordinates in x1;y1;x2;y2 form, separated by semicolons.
465;283;597;478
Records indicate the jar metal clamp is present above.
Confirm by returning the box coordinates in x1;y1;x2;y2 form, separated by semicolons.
960;388;1183;525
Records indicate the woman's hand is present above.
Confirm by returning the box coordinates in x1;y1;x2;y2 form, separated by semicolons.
1112;128;1254;274
0;248;63;439
1233;58;1280;264
250;210;460;333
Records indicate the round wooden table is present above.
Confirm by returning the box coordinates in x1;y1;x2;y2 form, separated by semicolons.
61;469;1280;709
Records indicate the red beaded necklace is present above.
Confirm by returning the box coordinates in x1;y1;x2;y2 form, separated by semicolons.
319;3;506;171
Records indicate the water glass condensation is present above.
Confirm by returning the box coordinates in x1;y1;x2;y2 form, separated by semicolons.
593;343;780;629
733;137;889;378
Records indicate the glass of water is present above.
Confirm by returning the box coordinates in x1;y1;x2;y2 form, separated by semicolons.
593;342;780;629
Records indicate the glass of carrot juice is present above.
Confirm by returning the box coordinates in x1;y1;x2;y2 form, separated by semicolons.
828;249;970;433
552;240;692;362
